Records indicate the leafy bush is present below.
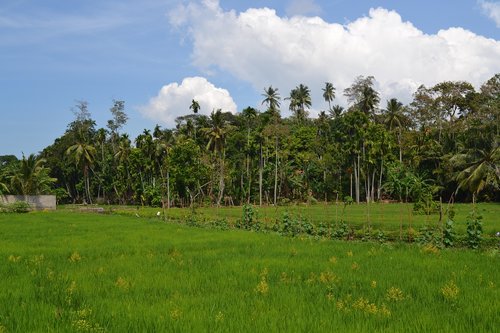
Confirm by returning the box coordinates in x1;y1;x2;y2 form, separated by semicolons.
466;210;482;249
237;204;261;231
443;207;455;247
0;201;31;213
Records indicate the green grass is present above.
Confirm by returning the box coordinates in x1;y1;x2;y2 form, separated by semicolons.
0;211;499;332
106;202;500;238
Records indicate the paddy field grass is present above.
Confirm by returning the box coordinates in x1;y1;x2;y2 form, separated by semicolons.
0;209;498;332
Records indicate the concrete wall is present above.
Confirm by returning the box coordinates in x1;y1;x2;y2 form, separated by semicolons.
0;195;56;210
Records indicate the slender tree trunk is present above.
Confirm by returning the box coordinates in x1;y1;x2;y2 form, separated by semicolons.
274;136;278;206
324;169;327;203
354;155;360;203
371;170;376;203
398;130;402;163
259;143;263;206
378;158;383;201
167;169;170;209
350;172;353;199
217;150;225;207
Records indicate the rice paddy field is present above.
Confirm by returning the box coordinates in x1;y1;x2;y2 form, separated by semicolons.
0;204;499;332
113;202;500;240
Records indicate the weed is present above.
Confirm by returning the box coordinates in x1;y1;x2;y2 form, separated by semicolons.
466;210;482;249
443;207;455;247
441;280;459;301
385;287;405;302
69;252;82;263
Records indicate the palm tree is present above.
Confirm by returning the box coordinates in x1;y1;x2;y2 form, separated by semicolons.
241;107;258;202
9;154;56;195
383;98;406;162
454;143;499;203
66;142;96;204
0;178;8;194
135;129;155;202
262;86;281;118
202;110;233;206
322;82;336;110
286;84;311;122
329;105;344;118
152;126;175;210
189;99;201;114
358;85;380;117
114;134;132;203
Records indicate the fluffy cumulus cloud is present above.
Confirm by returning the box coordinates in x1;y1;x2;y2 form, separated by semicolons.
169;0;500;110
140;76;237;126
480;1;500;27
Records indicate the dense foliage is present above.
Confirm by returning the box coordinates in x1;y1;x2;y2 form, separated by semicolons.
1;75;498;206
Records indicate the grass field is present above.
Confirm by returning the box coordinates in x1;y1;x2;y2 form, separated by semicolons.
0;210;498;332
108;202;500;240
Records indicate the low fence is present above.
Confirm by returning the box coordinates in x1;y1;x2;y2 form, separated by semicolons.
0;195;57;210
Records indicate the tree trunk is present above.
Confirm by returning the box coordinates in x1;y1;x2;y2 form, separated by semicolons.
398;130;402;163
378;158;383;201
259;143;263;206
274;136;279;206
217;150;225;207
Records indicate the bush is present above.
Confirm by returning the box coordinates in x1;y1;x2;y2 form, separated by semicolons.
0;201;31;213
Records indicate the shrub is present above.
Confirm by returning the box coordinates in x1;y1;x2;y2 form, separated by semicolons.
443;207;455;247
0;201;31;213
466;210;482;249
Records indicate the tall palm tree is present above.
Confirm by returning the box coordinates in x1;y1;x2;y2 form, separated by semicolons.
358;85;380;117
322;82;336;110
383;98;406;162
286;84;311;122
152;126;175;210
66;142;96;204
241;107;258;202
114;134;132;203
262;86;281;118
189;99;201;114
202;110;233;206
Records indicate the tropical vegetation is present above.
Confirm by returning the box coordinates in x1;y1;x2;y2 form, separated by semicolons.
0;75;498;208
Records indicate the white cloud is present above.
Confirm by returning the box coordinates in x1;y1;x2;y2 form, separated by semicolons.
169;1;500;111
140;76;237;126
286;0;322;17
480;1;500;27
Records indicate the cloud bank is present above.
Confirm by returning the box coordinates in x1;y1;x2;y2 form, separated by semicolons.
169;1;500;109
141;76;237;126
480;1;500;27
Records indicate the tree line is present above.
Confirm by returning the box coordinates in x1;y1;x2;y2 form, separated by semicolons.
0;74;498;208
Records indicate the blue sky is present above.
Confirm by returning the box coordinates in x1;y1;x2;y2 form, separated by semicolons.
1;0;499;157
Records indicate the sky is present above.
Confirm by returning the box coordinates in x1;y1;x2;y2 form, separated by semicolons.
1;0;499;157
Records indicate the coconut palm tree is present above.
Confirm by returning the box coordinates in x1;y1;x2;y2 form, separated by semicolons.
0;179;8;194
189;99;201;114
66;142;96;204
383;98;407;162
262;86;281;118
454;143;500;203
359;85;380;117
241;107;258;202
9;154;56;195
286;84;311;122
329;105;344;118
202;110;233;206
153;126;175;210
322;82;336;110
